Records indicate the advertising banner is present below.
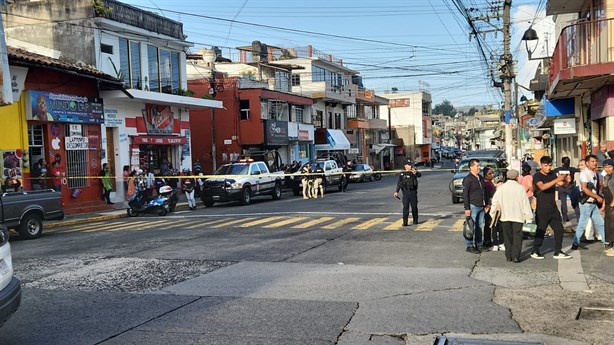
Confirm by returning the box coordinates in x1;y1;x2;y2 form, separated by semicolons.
142;104;174;135
264;120;288;145
26;91;104;123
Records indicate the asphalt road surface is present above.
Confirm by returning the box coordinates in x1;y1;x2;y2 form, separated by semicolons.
1;169;612;345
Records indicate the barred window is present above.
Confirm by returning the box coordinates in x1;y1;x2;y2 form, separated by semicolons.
294;105;304;123
64;126;88;189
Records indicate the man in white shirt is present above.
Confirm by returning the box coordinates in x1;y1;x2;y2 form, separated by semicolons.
572;154;607;252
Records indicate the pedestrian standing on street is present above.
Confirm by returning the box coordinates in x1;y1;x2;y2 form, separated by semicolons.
482;166;498;249
526;156;539;175
571;154;608;253
122;165;130;197
531;156;570;260
517;163;535;211
301;163;312;199
596;142;608;166
462;159;490;254
394;160;421;226
490;169;534;262
127;170;136;198
182;169;196;210
554;157;579;222
342;161;353;192
601;159;614;256
311;163;325;198
101;163;113;205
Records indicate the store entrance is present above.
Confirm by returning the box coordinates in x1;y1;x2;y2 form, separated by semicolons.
139;144;175;176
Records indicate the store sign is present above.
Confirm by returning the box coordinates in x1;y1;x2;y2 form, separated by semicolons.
132;136;187;145
26;91;104;123
9;66;28;101
298;129;310;141
65;136;89;150
264;120;288;145
69;124;82;137
388;98;409;108
143;104;174;135
104;108;124;127
553;118;576;135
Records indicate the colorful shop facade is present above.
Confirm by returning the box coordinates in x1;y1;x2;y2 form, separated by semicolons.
1;48;122;213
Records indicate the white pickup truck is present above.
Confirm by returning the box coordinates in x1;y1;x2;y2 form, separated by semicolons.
291;159;344;196
200;160;283;207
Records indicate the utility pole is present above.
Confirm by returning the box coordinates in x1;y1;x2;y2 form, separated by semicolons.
502;0;514;161
210;70;217;172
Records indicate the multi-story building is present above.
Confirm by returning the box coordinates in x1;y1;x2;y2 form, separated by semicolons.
378;91;432;163
544;0;614;159
3;0;222;206
186;45;314;173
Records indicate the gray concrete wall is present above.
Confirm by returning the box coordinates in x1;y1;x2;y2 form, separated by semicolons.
4;0;96;65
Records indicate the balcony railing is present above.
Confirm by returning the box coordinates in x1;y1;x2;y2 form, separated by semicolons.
100;0;184;40
550;18;614;87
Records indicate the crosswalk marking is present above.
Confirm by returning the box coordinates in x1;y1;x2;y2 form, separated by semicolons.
238;216;284;228
291;217;335;229
99;220;149;232
415;219;442;231
53;215;472;234
322;217;361;229
353;217;388;230
182;218;232;229
384;218;404;231
211;217;256;228
264;217;307;228
450;218;465;232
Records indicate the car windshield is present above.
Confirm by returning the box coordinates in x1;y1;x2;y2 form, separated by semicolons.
353;165;365;171
458;160;498;172
215;164;249;175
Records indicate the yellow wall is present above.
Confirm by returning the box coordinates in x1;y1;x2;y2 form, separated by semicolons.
0;94;29;151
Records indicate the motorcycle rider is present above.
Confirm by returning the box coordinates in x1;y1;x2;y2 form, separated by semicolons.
393;160;421;226
312;163;325;198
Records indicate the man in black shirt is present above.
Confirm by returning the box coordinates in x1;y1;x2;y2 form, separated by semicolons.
462;158;490;254
532;156;571;259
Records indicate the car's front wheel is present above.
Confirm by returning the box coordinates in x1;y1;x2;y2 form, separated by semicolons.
272;183;282;200
241;187;252;205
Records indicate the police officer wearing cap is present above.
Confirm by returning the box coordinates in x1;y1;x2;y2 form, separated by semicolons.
394;160;421;226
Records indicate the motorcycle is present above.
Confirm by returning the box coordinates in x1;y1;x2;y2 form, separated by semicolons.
127;184;176;217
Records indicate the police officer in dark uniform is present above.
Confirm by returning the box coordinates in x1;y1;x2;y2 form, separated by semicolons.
394;160;421;226
341;161;353;192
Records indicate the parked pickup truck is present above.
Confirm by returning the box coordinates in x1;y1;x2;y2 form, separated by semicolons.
0;189;64;239
291;159;344;196
200;160;283;207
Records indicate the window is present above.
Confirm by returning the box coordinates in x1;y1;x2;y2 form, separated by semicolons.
118;38;141;89
28;124;45;163
260;100;268;120
275;70;289;92
291;74;300;86
334;113;341;129
298;144;308;159
312;66;326;82
315;110;323;128
101;44;113;54
294;105;304;123
240;100;250;120
147;46;181;93
64;126;88;188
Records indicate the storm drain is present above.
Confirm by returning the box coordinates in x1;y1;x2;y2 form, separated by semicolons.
576;307;614;321
433;337;543;345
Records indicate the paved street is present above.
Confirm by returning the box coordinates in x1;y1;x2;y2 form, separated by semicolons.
1;169;612;345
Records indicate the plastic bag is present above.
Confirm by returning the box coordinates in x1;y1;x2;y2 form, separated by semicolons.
463;216;474;241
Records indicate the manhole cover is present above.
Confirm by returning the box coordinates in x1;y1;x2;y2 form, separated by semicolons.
433;337;543;345
576;307;614;321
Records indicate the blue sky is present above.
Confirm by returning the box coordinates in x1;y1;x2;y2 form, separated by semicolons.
123;0;552;109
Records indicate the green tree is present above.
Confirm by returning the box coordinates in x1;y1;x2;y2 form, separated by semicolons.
433;100;456;116
468;107;478;116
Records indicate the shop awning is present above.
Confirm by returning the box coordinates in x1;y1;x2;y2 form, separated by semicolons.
314;129;351;151
131;136;187;145
371;143;396;154
100;89;224;109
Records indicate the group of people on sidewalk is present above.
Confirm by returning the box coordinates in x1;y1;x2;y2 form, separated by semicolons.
462;150;614;262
